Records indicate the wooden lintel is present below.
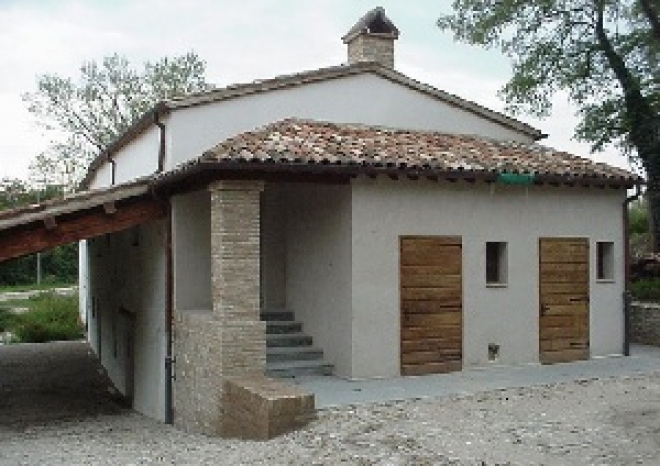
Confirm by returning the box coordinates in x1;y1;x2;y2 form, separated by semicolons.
43;216;58;230
103;201;117;215
0;199;166;263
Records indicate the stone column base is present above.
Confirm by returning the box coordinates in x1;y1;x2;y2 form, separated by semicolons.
222;376;316;440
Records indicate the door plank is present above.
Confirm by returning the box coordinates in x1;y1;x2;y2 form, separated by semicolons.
539;238;590;364
400;236;463;375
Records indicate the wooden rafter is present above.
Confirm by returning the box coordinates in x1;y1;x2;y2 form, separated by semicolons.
0;198;166;263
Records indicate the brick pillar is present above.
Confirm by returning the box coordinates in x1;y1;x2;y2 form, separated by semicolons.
209;180;266;383
173;180;265;436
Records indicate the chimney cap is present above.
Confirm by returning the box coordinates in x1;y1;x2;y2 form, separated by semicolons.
342;6;400;43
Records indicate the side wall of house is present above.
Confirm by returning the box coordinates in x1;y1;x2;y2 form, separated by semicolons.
350;177;625;378
172;190;212;311
86;220;167;421
112;124;163;184
284;183;353;377
88;121;166;190
261;184;287;309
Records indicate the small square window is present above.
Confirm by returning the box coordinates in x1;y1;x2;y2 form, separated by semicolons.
486;242;508;285
597;241;614;280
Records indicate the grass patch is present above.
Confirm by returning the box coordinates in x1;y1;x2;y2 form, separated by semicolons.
0;292;83;343
630;278;660;301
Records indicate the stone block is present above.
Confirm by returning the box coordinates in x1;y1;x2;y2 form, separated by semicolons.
221;376;316;440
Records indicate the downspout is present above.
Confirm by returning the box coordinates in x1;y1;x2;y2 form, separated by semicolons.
155;113;167;173
109;158;117;186
153;112;175;425
623;183;643;356
164;200;174;424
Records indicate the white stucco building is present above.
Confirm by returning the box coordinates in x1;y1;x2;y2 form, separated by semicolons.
69;8;640;434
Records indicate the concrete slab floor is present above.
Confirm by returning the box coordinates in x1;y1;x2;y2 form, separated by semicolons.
292;344;660;409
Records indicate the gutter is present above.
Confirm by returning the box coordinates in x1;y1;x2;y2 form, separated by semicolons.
623;183;643;356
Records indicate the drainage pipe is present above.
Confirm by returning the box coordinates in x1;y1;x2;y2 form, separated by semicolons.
151;113;174;424
164;201;174;424
155;114;166;173
623;183;643;356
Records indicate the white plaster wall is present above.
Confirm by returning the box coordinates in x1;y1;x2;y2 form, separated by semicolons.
112;124;162;185
78;240;89;325
166;73;534;169
350;177;625;378
86;220;167;421
88;116;169;190
261;184;287;309
90;163;113;190
171;190;212;311
284;183;353;377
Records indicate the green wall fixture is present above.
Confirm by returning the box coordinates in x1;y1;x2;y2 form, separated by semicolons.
496;173;535;185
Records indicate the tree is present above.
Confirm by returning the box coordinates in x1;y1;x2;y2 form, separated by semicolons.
438;1;660;248
23;52;212;191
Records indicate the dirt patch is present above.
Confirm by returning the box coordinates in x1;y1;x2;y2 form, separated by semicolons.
2;342;660;464
0;341;125;431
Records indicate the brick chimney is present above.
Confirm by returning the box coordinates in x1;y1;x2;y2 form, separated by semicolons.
342;7;399;69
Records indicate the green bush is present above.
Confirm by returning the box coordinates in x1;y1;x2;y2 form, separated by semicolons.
0;308;18;333
11;293;83;343
630;278;660;301
629;200;649;235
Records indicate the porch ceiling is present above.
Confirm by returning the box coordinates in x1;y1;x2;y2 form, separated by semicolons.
0;177;166;263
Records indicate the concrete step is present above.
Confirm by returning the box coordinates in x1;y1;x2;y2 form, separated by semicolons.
266;333;313;347
266;346;324;363
266;360;334;378
260;310;295;322
266;321;302;334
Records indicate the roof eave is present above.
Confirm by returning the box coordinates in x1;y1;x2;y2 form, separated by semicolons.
153;160;639;193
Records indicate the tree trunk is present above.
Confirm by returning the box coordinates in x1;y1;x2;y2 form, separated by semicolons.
639;0;660;42
645;153;660;252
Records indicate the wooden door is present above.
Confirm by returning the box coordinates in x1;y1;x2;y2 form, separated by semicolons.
539;238;590;364
400;236;462;375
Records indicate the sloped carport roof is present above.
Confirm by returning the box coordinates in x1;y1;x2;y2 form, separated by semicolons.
0;178;165;263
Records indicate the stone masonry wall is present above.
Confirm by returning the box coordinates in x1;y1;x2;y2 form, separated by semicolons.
173;180;266;436
631;301;660;346
347;34;395;68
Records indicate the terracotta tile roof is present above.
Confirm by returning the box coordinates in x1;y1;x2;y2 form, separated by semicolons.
182;119;638;185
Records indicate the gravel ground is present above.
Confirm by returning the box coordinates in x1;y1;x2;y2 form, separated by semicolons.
2;342;660;465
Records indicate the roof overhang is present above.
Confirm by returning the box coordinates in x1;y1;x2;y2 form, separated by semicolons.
0;178;166;263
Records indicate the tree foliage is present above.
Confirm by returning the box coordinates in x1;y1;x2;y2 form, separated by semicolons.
0;179;77;286
438;1;660;247
23;52;212;190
